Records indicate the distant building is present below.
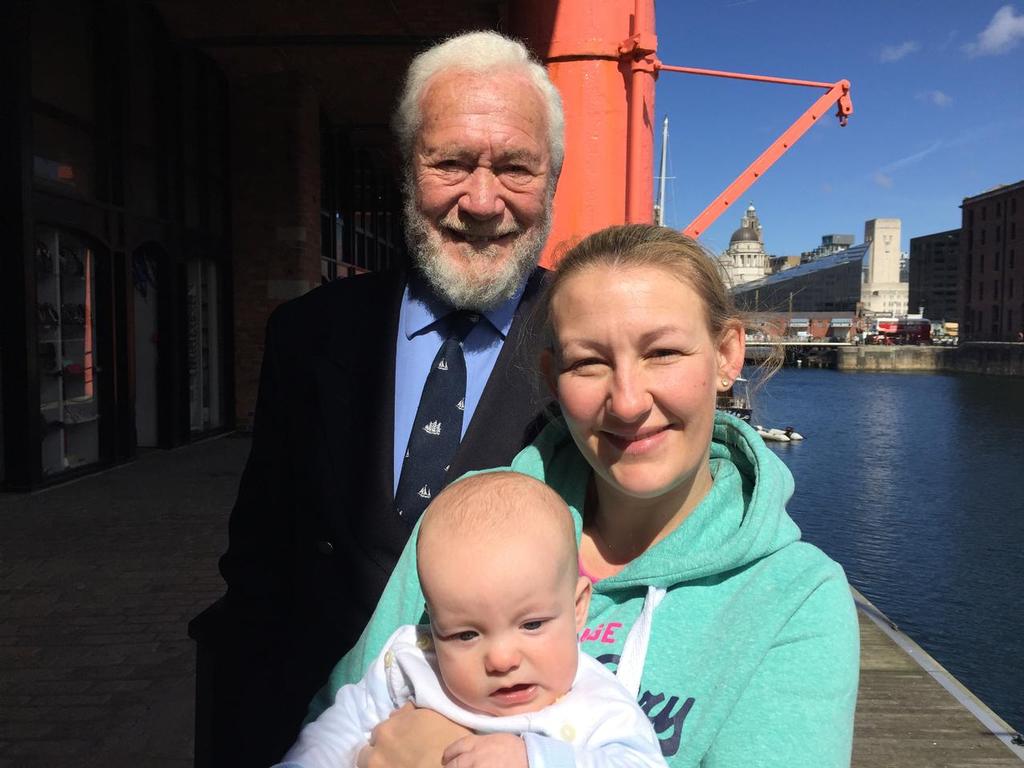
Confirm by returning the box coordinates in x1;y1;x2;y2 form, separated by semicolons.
861;218;908;316
801;233;854;263
908;229;960;323
732;243;867;313
732;217;909;319
719;203;771;287
959;179;1024;341
769;255;801;273
745;311;860;341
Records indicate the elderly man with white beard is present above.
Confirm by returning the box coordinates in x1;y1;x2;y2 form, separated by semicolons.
191;31;564;768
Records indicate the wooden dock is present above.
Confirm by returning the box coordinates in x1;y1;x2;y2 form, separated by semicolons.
853;590;1023;767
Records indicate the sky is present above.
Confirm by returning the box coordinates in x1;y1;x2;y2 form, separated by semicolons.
652;0;1024;256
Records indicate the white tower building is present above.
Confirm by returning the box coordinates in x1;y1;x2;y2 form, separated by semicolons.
720;203;771;288
860;218;908;316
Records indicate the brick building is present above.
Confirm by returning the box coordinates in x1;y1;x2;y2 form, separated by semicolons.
959;180;1024;341
908;228;960;323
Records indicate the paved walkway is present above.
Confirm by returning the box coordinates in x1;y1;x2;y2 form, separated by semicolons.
0;434;250;768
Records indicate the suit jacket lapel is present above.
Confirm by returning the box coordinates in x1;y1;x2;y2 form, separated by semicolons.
449;268;552;479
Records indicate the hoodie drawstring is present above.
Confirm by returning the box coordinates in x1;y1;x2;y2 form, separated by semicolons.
615;585;667;698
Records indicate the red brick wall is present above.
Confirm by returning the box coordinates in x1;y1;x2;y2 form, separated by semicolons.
229;71;321;427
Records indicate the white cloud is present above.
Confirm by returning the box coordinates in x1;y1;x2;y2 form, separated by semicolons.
879;40;920;62
871;140;945;188
938;30;959;51
964;5;1024;56
916;89;953;107
880;140;945;173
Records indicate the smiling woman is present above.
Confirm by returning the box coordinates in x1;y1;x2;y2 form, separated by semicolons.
313;225;860;768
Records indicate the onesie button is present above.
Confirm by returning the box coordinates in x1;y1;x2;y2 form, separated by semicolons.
383;651;395;669
560;723;576;742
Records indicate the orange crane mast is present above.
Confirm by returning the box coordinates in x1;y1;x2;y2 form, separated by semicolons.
510;0;853;262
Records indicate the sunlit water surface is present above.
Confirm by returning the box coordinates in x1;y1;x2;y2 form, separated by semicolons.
752;367;1024;732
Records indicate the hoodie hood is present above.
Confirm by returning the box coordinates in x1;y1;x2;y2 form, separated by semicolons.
508;411;802;589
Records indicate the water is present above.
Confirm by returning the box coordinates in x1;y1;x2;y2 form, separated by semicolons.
751;368;1024;733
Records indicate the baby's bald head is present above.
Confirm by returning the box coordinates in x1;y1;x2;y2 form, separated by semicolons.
416;472;578;592
415;472;590;717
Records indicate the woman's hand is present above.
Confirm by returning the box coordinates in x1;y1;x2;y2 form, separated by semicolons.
442;734;528;768
356;703;472;768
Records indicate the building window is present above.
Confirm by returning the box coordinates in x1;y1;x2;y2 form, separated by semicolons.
36;228;101;476
996;202;1002;216
978;282;983;300
997;226;1002;243
1011;250;1016;270
982;206;987;221
185;261;224;434
980;253;985;272
981;229;986;245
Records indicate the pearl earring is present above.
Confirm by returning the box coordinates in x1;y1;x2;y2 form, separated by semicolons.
721;378;730;388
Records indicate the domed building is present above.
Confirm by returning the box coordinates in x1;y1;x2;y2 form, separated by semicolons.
720;203;771;288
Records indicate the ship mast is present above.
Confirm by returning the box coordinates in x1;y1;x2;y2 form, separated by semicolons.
655;115;669;225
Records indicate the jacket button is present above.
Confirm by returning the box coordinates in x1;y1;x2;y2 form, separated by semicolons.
316;540;335;556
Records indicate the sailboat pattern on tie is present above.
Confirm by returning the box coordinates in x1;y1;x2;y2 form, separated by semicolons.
394;310;479;527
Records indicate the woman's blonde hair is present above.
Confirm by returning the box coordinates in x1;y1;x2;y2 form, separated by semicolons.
543;223;743;342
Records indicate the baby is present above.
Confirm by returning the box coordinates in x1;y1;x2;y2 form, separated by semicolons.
277;471;666;768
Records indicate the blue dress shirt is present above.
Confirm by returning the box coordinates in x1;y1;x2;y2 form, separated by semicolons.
392;277;526;494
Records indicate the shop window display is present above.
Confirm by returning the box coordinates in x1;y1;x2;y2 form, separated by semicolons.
36;228;100;475
186;260;223;433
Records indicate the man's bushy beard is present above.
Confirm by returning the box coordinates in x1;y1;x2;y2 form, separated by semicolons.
403;180;552;311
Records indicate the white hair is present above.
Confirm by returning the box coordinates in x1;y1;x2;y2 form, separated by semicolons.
393;30;565;178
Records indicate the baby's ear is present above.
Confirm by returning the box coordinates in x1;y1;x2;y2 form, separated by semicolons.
573;577;592;634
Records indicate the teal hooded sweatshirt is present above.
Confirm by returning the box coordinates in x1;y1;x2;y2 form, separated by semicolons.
310;413;860;767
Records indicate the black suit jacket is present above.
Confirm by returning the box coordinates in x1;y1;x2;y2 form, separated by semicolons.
195;269;551;766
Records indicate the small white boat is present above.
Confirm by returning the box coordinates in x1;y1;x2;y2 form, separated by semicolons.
755;425;805;442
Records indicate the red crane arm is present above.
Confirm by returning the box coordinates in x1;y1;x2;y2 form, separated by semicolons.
652;62;853;239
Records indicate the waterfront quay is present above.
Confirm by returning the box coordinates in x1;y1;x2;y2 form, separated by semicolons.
746;341;1024;375
1;435;1022;766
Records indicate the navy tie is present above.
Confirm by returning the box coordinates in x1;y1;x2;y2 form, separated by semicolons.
394;311;480;525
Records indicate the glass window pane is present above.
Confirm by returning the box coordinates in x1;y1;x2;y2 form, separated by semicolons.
187;260;224;433
36;227;100;475
33;113;95;197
